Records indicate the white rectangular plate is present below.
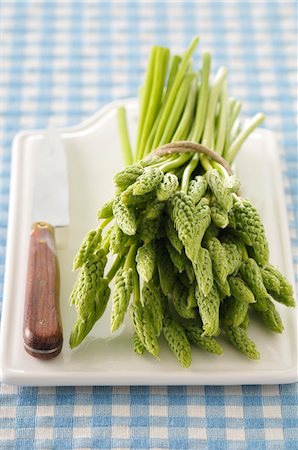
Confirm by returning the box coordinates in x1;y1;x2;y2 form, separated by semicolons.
1;99;297;386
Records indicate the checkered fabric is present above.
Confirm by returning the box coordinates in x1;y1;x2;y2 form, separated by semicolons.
0;1;297;449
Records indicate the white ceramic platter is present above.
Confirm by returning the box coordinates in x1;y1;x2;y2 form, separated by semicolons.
0;99;297;386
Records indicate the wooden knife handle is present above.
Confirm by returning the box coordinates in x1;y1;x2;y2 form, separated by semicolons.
23;222;63;359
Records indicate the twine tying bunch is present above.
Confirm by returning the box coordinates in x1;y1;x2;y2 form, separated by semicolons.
152;140;233;176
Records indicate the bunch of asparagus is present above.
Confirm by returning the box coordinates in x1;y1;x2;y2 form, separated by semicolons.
69;37;295;367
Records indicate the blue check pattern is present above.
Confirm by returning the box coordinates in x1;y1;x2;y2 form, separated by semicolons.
0;1;297;449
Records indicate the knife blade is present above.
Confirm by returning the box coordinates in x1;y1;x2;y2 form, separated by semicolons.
23;122;69;359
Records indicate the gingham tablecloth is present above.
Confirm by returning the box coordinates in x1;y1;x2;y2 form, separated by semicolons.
0;1;297;449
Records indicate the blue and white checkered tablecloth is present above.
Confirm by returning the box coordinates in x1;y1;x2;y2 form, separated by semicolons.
0;1;297;449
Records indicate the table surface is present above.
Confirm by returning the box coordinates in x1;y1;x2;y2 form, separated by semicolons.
0;1;297;449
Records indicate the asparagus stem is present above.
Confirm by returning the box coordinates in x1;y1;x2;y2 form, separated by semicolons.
226;113;265;164
223;99;242;158
102;237;111;254
242;244;249;262
198;67;227;175
163;55;181;102
135;46;157;161
124;243;138;271
158;153;192;173
214;80;228;156
230;100;242;130
181;153;200;193
158;73;194;147
212;161;230;178
151;36;199;149
138;47;170;160
171;76;198;142
230;118;242;143
149;154;178;169
117;106;133;166
201;66;228;148
201;154;213;172
106;253;124;282
142;56;180;157
189;52;211;142
100;217;113;229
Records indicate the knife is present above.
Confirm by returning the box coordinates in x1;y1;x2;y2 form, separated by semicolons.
23;122;69;359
